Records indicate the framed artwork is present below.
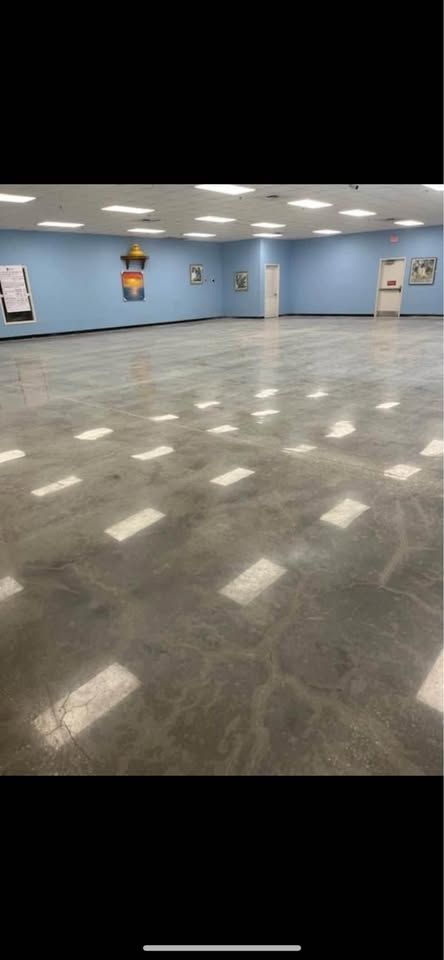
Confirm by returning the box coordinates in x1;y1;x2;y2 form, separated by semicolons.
234;271;248;291
409;257;437;285
190;264;203;284
122;270;145;301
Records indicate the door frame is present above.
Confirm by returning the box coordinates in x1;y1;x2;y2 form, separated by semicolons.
264;263;280;318
374;257;406;318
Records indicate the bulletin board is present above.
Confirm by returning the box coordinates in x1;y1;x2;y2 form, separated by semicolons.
0;265;37;325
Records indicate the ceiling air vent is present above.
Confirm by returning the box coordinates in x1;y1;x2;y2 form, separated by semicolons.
265;194;280;199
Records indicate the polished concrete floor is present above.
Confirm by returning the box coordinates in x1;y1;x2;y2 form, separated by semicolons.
0;315;442;775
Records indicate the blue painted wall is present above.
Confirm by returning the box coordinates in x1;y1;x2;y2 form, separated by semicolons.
222;239;292;317
289;226;443;315
221;240;263;316
0;231;224;338
0;225;442;338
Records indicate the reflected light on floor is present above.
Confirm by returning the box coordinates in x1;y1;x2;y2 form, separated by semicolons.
33;662;141;750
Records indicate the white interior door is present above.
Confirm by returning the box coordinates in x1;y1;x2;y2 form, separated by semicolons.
264;264;280;318
375;259;405;317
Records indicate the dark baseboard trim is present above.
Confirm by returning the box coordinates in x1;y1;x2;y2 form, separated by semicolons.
0;315;226;342
282;313;443;318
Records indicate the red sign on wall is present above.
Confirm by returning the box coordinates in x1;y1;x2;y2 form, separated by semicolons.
390;234;399;243
387;280;397;286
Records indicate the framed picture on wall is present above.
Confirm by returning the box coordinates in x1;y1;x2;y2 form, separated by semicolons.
409;257;437;284
234;271;248;291
190;264;203;284
121;270;145;301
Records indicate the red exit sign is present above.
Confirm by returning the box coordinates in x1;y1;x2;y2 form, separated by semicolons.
387;280;397;286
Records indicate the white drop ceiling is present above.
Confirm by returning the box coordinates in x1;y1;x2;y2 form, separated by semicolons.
0;184;442;241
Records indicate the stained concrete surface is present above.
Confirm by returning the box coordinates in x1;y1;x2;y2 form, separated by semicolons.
0;315;442;775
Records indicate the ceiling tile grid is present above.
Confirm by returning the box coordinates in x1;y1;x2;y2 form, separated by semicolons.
0;184;442;240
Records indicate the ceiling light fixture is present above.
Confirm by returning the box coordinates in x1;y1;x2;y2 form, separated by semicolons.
183;232;216;238
128;228;165;234
252;233;283;238
102;205;155;214
0;192;36;203
38;221;84;228
195;216;236;223
251;222;286;228
339;209;376;217
288;199;332;209
195;184;255;195
394;220;424;227
313;229;342;235
422;184;444;191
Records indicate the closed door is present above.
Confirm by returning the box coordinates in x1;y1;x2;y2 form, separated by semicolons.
375;259;405;317
264;264;280;318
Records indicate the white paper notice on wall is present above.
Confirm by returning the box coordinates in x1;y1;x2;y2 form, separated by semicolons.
0;265;30;312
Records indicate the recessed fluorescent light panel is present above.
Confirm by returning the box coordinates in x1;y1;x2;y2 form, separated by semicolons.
288;199;332;209
394;220;424;226
253;233;283;238
195;184;255;195
183;232;216;238
195;216;236;223
38;221;84;228
422;184;444;191
0;193;35;203
339;209;376;217
128;228;165;234
251;222;286;228
313;229;342;235
102;205;154;213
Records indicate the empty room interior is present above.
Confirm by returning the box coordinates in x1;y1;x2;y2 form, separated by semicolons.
0;182;442;776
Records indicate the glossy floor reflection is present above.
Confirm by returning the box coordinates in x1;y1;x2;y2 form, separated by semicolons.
0;315;442;775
